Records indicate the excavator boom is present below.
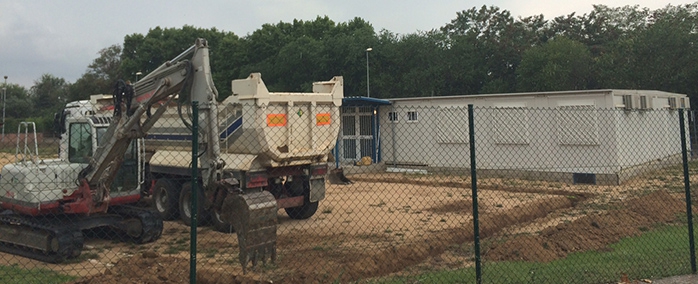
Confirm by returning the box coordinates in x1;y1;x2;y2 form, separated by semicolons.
81;38;275;270
86;38;224;199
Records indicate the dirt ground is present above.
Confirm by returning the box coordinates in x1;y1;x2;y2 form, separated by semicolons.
0;167;692;283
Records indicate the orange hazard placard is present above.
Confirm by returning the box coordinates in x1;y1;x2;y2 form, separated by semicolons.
316;113;331;125
267;114;287;127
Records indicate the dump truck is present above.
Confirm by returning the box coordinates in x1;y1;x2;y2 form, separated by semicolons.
142;72;343;233
48;39;343;269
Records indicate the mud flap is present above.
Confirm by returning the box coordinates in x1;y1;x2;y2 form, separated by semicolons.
221;191;277;273
328;168;353;185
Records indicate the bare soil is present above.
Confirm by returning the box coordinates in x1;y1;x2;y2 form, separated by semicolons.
0;167;690;283
486;190;686;262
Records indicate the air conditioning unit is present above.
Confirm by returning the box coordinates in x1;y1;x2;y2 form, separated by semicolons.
622;95;633;110
668;97;677;110
639;96;648;110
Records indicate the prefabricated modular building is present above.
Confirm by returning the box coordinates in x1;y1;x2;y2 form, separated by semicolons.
376;89;690;185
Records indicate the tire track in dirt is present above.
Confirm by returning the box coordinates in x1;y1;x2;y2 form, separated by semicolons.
349;175;594;200
280;195;574;283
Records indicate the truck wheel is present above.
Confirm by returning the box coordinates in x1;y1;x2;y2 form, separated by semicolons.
179;182;209;226
285;200;319;220
284;177;319;219
152;178;180;220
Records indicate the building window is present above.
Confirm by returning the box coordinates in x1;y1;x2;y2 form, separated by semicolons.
388;111;398;122
493;107;529;145
407;111;418;122
556;105;599;146
437;107;467;144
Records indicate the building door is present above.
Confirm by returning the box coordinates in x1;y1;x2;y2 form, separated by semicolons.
341;106;375;163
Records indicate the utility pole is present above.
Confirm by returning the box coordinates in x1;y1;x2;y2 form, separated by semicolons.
2;75;6;142
366;48;372;97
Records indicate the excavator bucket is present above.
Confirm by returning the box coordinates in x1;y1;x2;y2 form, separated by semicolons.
328;168;353;185
221;191;277;274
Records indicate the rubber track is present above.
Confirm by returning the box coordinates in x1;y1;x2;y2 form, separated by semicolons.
109;206;163;243
0;215;84;263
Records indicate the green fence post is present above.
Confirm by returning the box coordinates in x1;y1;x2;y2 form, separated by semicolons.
190;101;199;284
468;104;482;284
679;109;696;274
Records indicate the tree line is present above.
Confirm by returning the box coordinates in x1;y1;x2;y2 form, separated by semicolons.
3;3;698;132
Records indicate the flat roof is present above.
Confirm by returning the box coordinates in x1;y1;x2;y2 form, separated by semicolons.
343;96;391;106
387;89;685;102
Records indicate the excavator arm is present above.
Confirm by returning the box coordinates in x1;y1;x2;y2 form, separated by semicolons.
80;38;222;207
78;38;275;271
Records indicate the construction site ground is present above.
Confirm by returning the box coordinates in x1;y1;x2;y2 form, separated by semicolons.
0;167;693;283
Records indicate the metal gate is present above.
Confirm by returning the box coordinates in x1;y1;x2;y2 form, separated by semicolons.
340;106;374;163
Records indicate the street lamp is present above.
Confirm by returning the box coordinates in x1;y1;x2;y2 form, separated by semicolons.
135;71;143;83
366;47;372;97
2;75;6;142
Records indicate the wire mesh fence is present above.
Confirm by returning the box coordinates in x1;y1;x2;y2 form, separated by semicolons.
0;100;696;284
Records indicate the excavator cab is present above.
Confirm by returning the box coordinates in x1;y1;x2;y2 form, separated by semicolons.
61;114;143;196
67;122;92;163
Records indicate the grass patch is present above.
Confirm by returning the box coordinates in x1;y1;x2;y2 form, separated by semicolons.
202;247;219;258
160;236;190;254
0;265;76;284
376;224;695;284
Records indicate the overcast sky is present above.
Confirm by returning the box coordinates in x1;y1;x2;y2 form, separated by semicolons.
0;0;695;89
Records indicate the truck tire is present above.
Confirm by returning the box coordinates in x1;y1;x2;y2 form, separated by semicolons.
152;178;180;220
179;182;209;226
284;177;319;220
285;200;319;220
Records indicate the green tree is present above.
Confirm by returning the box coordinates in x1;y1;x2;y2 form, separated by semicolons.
547;5;656;91
238;17;378;95
272;36;324;91
318;17;376;97
30;74;68;115
121;26;232;96
61;3;698;103
630;4;698;95
441;6;548;94
374;30;448;98
67;44;124;101
0;83;32;119
213;33;246;99
516;37;593;91
89;45;123;82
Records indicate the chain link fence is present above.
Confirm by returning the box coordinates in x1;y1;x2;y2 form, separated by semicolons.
0;101;696;284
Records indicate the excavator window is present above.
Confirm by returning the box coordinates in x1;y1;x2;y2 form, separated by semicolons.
68;123;92;163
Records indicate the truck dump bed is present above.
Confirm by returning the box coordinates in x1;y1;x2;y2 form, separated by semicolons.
222;73;343;166
144;73;343;170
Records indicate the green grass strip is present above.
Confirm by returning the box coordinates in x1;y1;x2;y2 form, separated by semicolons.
0;265;77;284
